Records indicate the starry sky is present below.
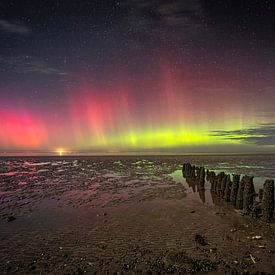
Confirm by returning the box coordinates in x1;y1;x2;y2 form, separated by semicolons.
0;0;275;155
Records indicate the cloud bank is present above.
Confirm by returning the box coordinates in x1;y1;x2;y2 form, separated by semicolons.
0;19;30;35
211;124;275;146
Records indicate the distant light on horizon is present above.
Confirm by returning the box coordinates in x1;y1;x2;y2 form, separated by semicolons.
0;1;274;154
56;149;65;156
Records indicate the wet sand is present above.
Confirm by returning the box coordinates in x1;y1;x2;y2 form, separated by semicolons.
0;156;275;274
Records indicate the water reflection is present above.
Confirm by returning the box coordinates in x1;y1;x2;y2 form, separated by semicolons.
169;170;212;205
199;190;206;204
170;167;274;207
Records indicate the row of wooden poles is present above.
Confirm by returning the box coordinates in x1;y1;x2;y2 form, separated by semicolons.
182;163;275;223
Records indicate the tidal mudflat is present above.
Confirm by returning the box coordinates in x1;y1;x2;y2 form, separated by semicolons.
0;155;275;274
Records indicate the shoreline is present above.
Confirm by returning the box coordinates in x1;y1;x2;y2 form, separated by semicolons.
0;156;275;274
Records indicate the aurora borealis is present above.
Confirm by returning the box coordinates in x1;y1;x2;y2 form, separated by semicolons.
0;0;275;155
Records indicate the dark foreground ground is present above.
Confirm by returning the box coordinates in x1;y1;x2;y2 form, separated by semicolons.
0;155;275;274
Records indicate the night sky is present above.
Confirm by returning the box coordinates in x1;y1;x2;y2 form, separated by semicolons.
0;0;275;155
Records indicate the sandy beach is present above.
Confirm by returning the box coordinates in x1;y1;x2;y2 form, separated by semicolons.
0;155;275;274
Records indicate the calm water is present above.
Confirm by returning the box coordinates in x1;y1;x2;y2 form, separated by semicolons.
0;155;274;225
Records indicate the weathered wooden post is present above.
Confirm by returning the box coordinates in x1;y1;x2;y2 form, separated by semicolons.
195;167;200;181
185;164;190;180
213;178;218;194
243;176;255;214
193;166;196;179
236;177;245;209
210;172;216;192
206;169;209;181
230;174;240;206
185;163;190;177
182;163;187;177
262;179;274;222
220;176;226;199
224;175;232;202
216;172;222;196
252;200;261;219
198;167;205;191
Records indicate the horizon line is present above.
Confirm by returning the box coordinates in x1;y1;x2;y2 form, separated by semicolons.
1;152;275;157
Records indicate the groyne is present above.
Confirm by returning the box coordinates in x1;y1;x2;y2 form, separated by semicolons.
182;163;275;223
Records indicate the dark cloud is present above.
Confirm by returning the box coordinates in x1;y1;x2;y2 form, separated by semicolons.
126;0;202;16
0;19;30;35
211;124;275;146
0;55;67;76
122;0;206;46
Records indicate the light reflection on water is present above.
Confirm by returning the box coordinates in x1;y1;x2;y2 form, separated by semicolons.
0;170;48;176
169;168;273;205
170;170;214;205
